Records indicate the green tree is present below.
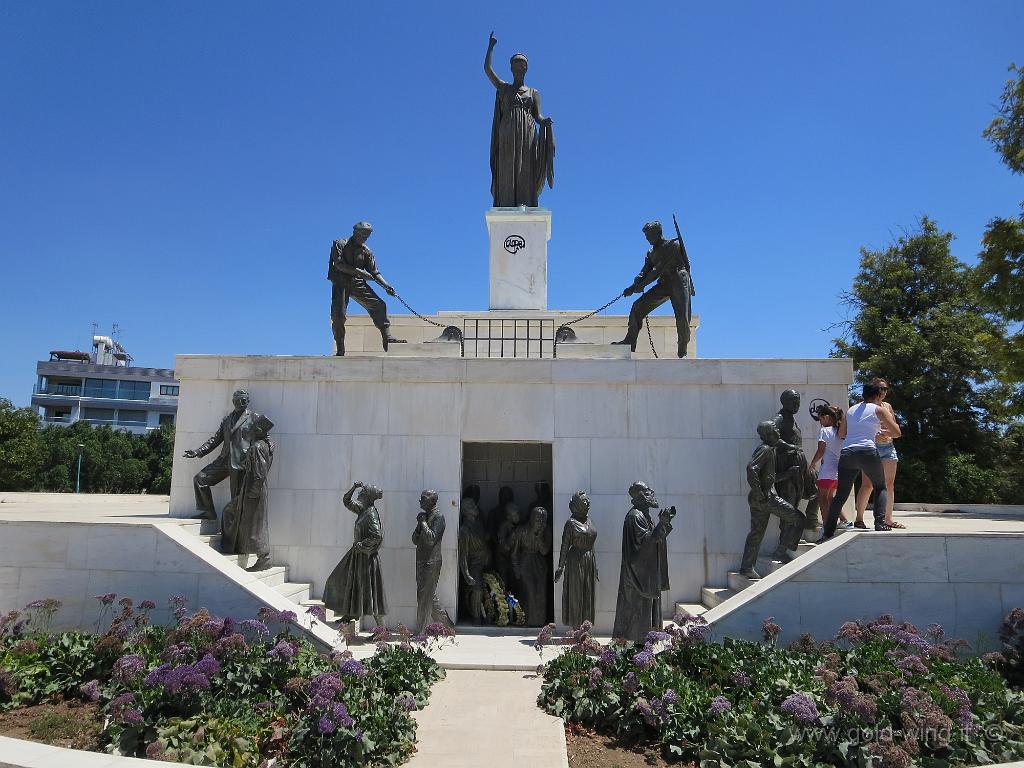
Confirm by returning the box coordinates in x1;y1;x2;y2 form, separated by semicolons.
976;207;1024;385
144;424;175;494
0;398;43;490
984;63;1024;175
834;218;1016;503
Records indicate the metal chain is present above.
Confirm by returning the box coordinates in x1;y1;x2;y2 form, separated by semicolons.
560;292;624;329
390;289;446;328
644;317;659;358
389;289;465;357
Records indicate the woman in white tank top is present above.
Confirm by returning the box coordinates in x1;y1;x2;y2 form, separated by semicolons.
821;381;901;539
854;378;901;529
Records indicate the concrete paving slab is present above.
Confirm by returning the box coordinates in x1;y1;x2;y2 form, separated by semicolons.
408;670;567;768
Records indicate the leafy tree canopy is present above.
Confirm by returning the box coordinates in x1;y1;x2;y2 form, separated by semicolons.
834;217;1018;503
984;63;1024;175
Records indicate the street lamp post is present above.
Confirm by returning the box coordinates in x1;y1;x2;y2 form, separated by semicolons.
75;444;85;493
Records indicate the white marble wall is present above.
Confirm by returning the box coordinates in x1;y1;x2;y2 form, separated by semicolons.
170;355;852;631
0;522;271;631
708;533;1024;650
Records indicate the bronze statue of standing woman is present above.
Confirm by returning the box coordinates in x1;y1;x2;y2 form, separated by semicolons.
484;32;555;207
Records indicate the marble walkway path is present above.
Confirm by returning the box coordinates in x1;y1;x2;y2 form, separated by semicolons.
407;669;568;768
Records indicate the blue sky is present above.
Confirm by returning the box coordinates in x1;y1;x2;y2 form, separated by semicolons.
1;1;1021;406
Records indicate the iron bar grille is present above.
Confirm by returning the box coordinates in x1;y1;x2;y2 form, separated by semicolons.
462;318;556;358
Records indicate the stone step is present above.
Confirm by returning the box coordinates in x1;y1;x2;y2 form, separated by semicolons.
179;521;203;535
197;534;222;549
251;565;287;587
727;571;759;592
673;602;708;618
701;586;737;609
276;581;312;603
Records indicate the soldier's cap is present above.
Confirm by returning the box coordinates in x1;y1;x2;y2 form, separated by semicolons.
352;221;373;233
510;52;528;65
253;414;274;433
642;220;662;233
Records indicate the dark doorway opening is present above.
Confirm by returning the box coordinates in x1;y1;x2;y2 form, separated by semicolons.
458;442;554;627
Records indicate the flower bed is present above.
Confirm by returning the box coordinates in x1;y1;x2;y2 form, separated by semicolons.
0;596;447;767
538;614;1024;767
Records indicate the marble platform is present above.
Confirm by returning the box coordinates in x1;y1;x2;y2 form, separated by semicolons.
169;354;853;633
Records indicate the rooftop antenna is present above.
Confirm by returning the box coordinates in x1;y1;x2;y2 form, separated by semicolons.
111;322;121;341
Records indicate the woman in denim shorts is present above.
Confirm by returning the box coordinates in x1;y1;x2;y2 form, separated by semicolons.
854;377;902;529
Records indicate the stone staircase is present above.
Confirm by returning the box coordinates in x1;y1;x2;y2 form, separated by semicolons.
183;520;346;630
676;541;819;617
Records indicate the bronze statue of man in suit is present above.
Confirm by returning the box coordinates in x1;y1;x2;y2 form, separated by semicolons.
182;389;258;523
328;221;405;356
613;220;694;358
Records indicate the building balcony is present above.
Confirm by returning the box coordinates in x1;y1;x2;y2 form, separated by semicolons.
34;383;82;397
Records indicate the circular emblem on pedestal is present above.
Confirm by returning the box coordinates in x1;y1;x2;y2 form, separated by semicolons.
504;235;526;254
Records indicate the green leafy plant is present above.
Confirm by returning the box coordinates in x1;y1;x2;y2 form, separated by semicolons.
538;613;1024;767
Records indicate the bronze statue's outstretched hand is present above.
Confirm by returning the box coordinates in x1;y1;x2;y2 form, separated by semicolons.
623;285;637;297
488;31;497;49
383;284;396;297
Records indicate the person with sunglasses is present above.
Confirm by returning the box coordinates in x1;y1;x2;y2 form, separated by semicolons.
853;377;903;529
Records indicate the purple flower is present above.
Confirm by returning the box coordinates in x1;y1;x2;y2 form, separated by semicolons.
599;648;616;666
709;695;732;715
138;600;156;611
895;654;929;677
926;623;945;642
587;667;603;690
317;716;336;734
267;639;297;662
306;605;327;622
112;654;146;683
240;619;269;637
118;597;133;609
622;672;638;695
731;670;751;688
635;697;659;726
279;610;297;625
80;680;101;702
397;693;417;712
144;664;171;688
940;684;976;734
661;689;679;706
333;702;354;728
355;728;364;743
340;658;366;678
196;653;220;677
144;742;165;760
425;622;454;638
645;630;671;646
95;593;117;606
109;692;135;716
762;617;781;643
780;693;819;724
872;624;931;652
534;623;556;652
632;650;655;670
257;606;281;623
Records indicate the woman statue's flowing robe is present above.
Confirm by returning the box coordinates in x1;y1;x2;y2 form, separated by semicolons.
490;83;555;207
557;517;597;629
323;504;388;619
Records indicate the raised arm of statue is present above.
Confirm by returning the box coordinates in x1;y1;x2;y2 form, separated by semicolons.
484;31;505;89
343;482;361;514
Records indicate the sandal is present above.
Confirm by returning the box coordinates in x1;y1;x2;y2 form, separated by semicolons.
853;521;868;530
888;521;907;529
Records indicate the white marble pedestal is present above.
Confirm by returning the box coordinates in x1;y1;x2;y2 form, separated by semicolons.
486;208;551;310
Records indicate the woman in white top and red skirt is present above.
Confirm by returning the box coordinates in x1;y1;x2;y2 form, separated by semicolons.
822;381;902;539
808;404;851;529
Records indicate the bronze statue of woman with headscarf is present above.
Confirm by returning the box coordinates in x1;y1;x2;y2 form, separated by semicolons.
484;31;555;207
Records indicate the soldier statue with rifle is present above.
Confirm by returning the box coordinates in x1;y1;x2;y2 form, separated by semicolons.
613;216;695;358
327;221;406;356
